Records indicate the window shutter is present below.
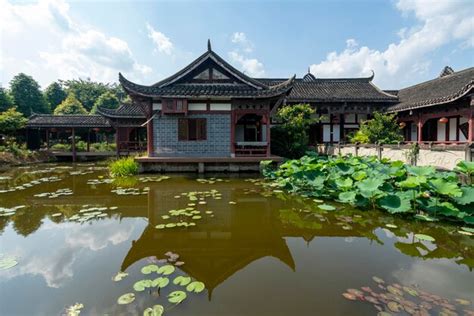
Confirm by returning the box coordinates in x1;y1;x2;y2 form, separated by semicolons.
178;119;187;140
198;119;207;140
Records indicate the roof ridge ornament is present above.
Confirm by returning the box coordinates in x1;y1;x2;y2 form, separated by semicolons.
439;66;454;78
368;70;375;81
207;39;212;52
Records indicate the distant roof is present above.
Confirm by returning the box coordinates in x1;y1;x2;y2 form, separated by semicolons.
257;75;398;103
96;103;146;119
387;67;474;112
27;114;111;128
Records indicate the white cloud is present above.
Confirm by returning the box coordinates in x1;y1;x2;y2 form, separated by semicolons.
310;0;474;88
228;32;264;77
231;32;254;53
0;0;151;87
229;51;265;77
146;23;174;55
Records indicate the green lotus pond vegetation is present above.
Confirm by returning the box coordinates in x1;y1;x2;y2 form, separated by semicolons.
261;154;474;225
108;157;139;177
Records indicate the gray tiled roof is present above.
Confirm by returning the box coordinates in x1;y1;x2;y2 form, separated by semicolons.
257;77;398;102
120;73;295;99
387;67;474;112
96;103;146;118
27;114;111;128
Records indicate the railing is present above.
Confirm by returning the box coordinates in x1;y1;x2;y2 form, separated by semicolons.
234;141;268;157
118;141;147;152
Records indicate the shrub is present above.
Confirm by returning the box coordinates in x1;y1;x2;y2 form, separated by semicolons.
350;112;403;144
271;104;318;158
90;142;116;152
54;93;87;115
50;143;71;151
108;157;139;177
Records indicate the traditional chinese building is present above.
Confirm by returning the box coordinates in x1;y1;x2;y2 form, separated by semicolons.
387;66;473;144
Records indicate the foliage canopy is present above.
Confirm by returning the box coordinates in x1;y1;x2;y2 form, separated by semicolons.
0;107;27;135
91;91;120;114
53;93;88;115
10;73;49;116
44;82;67;112
350;112;403;144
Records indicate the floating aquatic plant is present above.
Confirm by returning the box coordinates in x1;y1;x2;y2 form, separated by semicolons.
168;291;187;304
34;188;73;199
0;255;18;270
112;271;128;282
65;303;84;316
117;293;135;305
143;305;164;316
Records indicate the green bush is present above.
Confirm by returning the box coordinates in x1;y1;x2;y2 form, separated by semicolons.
350;112;403;144
50;143;71;151
108;157;139;177
90;142;116;152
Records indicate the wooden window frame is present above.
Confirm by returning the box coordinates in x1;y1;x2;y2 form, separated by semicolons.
178;118;207;141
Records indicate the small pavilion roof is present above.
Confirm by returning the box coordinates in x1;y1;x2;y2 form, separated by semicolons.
96;103;146;119
386;67;474;113
27;114;111;128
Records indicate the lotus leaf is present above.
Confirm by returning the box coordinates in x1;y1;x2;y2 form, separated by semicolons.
454;186;474;205
318;204;336;211
168;290;187;304
157;265;175;275
133;279;153;291
357;178;384;194
429;178;462;197
352;171;367;181
454;161;474;176
143;305;164;316
186;281;205;293
141;264;159;274
335;178;353;190
155;224;165;229
461;227;474;233
414;214;438;222
385;224;397;228
117;293;135;305
398;176;425;188
372;276;384;284
454;298;471;305
173;276;191;286
66;303;84;316
377;193;411;214
414;233;435;242
338;191;356;204
342;292;357;300
165;223;177;228
152;277;169;288
406;165;435;177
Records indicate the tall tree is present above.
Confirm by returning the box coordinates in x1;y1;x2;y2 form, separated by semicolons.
10;73;49;116
61;78;110;112
0;107;27;136
44;82;67;112
54;93;88;115
0;87;13;112
91;91;120;114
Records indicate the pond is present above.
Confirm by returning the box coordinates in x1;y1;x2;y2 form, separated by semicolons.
0;163;473;316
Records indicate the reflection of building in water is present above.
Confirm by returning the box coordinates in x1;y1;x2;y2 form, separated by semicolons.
121;183;381;298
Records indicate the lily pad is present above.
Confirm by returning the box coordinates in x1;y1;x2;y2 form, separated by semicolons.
66;303;84;316
117;293;135;305
168;290;187;304
143;305;164;316
454;298;471;305
342;292;357;300
186;281;205;293
372;276;385;284
133;279;153;291
385;224;398;228
152;277;169;288
112;271;128;282
414;233;435;242
173;276;191;286
157;265;175;275
0;256;18;270
141;264;159;274
318;204;336;211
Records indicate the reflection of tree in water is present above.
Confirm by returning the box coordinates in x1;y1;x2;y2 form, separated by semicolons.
12;208;44;236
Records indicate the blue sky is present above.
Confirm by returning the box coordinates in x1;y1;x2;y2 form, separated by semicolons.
1;0;473;90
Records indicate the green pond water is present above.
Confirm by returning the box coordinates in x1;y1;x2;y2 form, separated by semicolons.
0;163;473;316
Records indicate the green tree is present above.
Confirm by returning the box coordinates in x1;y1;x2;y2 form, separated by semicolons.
91;91;120;114
54;93;88;115
10;73;49;116
271;104;318;158
350;112;403;144
0;87;13;112
61;78;111;112
44;82;67;112
0;107;27;136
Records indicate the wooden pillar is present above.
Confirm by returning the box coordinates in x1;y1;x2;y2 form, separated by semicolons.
115;127;120;157
417;116;423;144
71;128;76;162
46;128;50;150
266;113;271;156
339;113;344;143
87;128;90;152
329;114;333;143
230;110;236;157
146;101;154;157
468;110;473;142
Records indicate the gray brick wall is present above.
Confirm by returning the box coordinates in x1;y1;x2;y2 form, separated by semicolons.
153;113;231;156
